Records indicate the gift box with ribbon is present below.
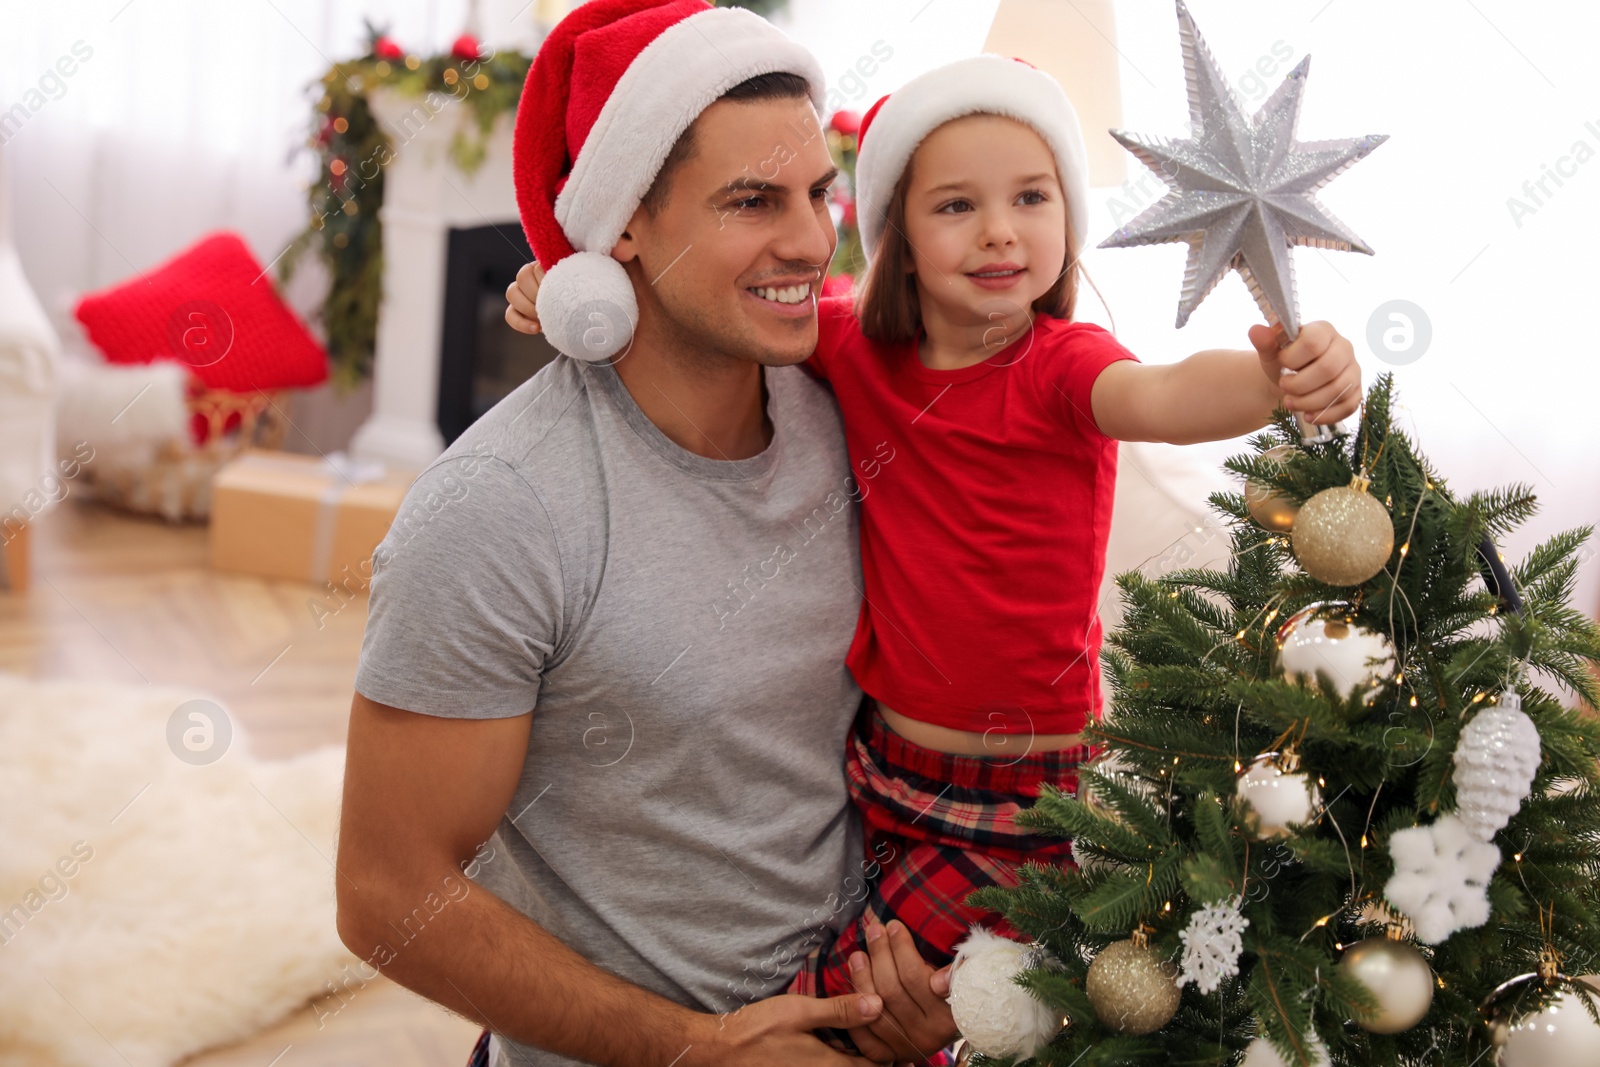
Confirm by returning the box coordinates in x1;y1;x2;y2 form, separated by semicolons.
209;449;416;585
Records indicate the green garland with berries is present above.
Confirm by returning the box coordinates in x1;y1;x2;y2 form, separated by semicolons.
279;20;531;389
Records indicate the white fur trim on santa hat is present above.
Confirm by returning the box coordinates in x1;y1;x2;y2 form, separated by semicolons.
855;54;1091;263
554;6;825;259
535;251;639;363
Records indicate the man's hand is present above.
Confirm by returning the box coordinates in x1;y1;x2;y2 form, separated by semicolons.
687;992;885;1067
842;919;958;1065
505;261;544;335
1248;319;1361;426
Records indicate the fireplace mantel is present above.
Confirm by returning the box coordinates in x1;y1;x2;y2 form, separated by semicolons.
349;87;521;469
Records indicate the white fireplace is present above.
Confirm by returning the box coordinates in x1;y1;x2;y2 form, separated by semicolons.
349;87;524;469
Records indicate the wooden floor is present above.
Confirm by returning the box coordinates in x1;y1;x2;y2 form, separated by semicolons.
0;500;483;1067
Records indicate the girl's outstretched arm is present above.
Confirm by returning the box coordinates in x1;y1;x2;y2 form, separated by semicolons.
1089;321;1361;445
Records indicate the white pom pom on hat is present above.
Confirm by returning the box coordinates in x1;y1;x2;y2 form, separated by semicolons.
534;252;638;362
853;54;1093;264
512;0;825;362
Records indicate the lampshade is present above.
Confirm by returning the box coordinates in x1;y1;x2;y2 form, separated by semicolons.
984;0;1126;188
536;0;571;26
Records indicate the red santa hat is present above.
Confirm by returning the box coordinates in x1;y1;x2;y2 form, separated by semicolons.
513;0;825;361
854;55;1091;265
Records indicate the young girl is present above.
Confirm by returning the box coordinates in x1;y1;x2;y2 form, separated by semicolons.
509;53;1360;1060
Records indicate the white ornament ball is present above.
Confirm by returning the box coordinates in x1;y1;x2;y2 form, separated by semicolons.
1084;752;1160;808
1240;1032;1332;1067
1453;693;1542;842
946;927;1062;1059
1275;602;1396;704
1236;755;1320;839
1074;754;1161;870
1070;835;1109;872
1497;979;1600;1067
1339;935;1435;1034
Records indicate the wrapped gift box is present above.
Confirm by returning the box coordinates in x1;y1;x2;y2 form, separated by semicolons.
210;449;416;585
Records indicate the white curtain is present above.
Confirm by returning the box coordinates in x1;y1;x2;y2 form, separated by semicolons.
0;0;545;341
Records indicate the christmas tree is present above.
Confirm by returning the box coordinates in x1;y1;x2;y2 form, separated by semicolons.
967;374;1600;1066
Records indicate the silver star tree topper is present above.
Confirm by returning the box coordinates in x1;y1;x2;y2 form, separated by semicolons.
1100;2;1387;437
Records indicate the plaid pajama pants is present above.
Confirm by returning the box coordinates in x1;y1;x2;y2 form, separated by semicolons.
787;700;1093;1060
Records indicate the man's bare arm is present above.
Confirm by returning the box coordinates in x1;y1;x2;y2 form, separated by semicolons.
335;693;881;1067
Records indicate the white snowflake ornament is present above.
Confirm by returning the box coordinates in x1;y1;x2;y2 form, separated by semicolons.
1176;896;1249;994
1384;814;1501;944
1452;691;1541;842
946;926;1063;1059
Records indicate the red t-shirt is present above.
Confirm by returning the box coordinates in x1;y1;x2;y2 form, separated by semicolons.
806;296;1140;735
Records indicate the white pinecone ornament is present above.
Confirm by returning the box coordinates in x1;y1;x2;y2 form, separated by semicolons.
1176;896;1249;994
1452;691;1541;842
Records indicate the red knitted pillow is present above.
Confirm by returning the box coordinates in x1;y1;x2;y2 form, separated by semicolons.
74;231;329;396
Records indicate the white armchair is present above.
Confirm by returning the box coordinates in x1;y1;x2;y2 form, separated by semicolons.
0;145;62;593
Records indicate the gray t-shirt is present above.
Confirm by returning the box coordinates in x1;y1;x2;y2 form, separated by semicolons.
353;355;869;1067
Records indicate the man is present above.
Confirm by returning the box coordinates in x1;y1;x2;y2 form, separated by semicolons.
337;2;955;1065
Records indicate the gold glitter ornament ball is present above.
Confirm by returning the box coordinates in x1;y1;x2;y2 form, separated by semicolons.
1291;481;1394;586
1085;938;1181;1034
1244;444;1301;532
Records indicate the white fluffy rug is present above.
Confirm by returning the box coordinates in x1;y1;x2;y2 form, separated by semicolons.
0;672;356;1066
